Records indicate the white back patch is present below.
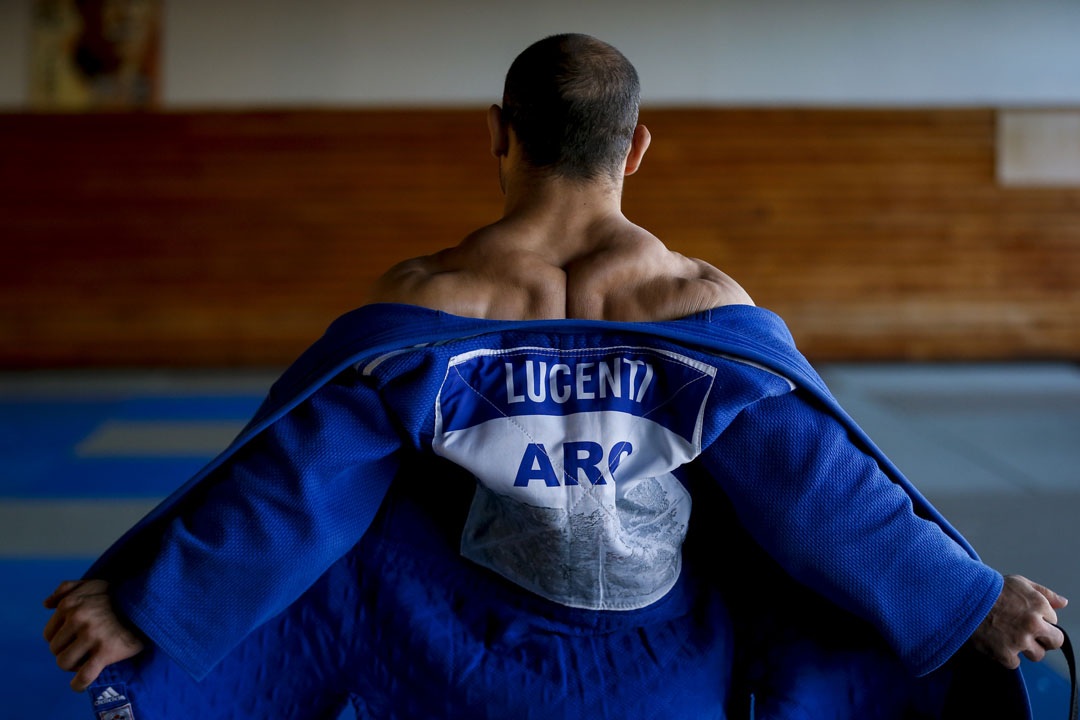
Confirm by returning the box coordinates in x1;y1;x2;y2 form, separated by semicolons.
433;345;716;610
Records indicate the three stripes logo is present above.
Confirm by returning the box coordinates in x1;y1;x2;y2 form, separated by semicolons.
94;686;127;706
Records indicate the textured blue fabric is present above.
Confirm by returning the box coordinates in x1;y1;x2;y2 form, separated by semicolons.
111;380;401;680
84;303;1031;718
92;516;735;719
700;392;1003;678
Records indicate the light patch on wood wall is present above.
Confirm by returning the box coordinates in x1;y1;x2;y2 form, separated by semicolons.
997;110;1080;186
29;0;160;110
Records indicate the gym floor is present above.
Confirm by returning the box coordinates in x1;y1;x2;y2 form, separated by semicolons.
2;364;1076;718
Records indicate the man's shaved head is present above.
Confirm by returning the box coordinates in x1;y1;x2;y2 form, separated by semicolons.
501;34;640;182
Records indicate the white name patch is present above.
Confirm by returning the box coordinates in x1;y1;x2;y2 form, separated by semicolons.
434;345;717;611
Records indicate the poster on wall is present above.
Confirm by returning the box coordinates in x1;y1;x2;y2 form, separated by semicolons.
29;0;161;110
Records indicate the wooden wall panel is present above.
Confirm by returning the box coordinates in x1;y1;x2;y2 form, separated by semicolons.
1;109;1078;366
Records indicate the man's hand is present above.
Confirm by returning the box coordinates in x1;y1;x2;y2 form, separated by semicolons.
43;579;146;692
968;574;1068;669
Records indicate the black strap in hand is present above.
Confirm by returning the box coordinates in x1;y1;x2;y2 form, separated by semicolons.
1053;624;1077;720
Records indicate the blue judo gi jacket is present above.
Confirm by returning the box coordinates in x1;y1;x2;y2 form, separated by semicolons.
81;303;1032;719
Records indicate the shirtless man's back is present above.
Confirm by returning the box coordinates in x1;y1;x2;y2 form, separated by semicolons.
370;218;753;323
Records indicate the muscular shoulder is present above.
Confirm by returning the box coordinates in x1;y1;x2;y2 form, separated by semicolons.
367;244;564;319
568;234;754;321
367;226;752;322
367;254;440;305
678;254;755;310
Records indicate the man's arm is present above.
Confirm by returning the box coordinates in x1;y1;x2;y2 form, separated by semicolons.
698;389;1066;674
43;374;402;688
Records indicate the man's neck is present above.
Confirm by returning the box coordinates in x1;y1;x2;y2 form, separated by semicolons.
497;173;631;265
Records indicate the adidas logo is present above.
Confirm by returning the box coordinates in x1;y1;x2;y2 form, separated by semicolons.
94;687;127;706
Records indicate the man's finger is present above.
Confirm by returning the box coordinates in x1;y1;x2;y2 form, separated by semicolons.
55;637;93;673
43;607;66;643
1023;644;1047;663
71;653;107;693
998;651;1021;670
48;619;79;657
1036;622;1065;651
1031;581;1069;610
43;580;81;608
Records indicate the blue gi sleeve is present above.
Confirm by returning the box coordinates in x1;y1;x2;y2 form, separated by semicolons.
699;390;1003;677
110;377;402;681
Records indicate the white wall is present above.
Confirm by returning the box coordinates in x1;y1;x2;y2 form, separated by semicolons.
0;2;31;108
2;0;1079;109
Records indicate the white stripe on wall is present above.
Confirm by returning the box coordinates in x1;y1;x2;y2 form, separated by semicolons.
0;500;160;558
75;421;245;458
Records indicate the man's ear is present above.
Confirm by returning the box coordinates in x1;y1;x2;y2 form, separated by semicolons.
488;104;509;158
624;124;651;176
